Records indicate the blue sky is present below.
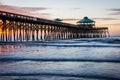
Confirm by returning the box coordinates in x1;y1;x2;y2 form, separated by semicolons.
0;0;120;35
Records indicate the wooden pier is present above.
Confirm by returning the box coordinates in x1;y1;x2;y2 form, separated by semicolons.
0;11;109;42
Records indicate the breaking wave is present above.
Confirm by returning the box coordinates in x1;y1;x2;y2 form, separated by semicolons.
0;37;120;47
0;73;119;80
0;57;120;63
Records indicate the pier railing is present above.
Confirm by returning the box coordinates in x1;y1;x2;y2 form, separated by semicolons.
0;11;109;42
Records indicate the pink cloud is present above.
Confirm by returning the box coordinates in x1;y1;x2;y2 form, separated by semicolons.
107;8;120;15
105;23;120;26
63;18;79;21
93;18;119;20
0;5;50;18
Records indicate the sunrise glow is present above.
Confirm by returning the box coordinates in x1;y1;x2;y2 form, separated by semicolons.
0;0;120;36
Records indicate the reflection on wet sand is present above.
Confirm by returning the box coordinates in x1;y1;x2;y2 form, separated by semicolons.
0;45;23;55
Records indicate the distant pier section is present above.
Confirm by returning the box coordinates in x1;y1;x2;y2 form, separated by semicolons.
0;11;109;42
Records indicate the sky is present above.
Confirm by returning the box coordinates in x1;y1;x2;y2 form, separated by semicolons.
0;0;120;36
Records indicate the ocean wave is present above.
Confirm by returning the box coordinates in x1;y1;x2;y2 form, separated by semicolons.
73;37;120;44
0;58;120;63
91;38;120;44
0;73;119;80
0;42;120;47
38;44;120;47
105;39;120;44
0;37;120;47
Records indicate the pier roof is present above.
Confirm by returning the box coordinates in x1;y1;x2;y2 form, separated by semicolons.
54;18;62;22
77;17;95;23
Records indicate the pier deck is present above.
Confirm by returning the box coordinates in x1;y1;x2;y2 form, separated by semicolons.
0;11;109;42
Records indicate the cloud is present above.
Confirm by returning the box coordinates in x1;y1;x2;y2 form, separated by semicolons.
0;0;3;5
105;23;120;26
108;9;120;11
63;17;120;21
63;18;79;21
19;7;49;12
41;13;51;16
0;5;50;18
61;17;119;22
93;18;119;20
69;8;81;11
107;8;120;15
72;8;81;10
109;12;120;15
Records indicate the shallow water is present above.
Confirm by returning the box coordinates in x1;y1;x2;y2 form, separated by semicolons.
0;37;120;80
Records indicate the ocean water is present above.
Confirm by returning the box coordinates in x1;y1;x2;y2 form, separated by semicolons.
0;37;120;80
